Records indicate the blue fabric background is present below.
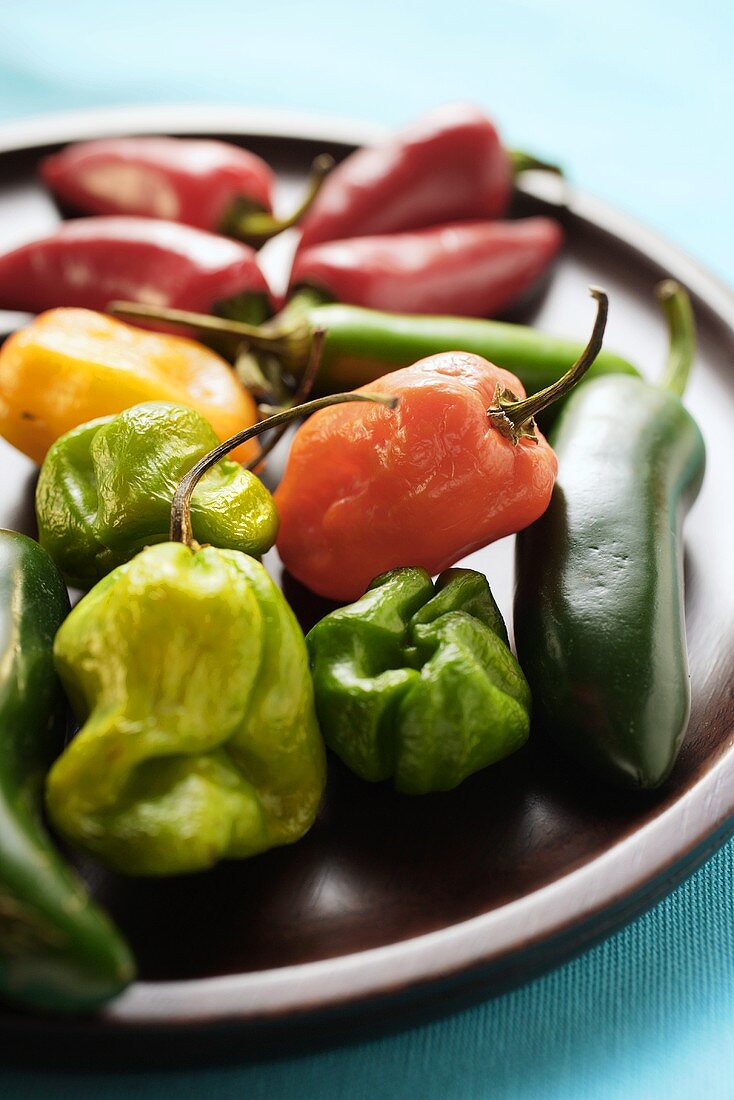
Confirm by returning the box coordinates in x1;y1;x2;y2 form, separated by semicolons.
0;2;732;1095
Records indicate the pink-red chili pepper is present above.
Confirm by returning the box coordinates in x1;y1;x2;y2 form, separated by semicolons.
289;217;563;319
296;102;558;253
41;137;333;246
0;216;273;326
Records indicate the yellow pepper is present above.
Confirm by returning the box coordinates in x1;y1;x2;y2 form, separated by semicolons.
0;308;258;465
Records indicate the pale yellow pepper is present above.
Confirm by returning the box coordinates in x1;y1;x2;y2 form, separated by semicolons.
0;308;258;464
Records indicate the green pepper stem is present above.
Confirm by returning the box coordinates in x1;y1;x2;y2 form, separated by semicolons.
487;286;608;444
224;154;335;244
107;300;288;351
656;280;696;398
170;384;399;548
509;149;564;177
244;329;326;471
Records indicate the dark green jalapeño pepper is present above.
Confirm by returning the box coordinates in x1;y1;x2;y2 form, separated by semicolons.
307;567;531;794
514;282;705;789
0;530;133;1010
36;401;278;588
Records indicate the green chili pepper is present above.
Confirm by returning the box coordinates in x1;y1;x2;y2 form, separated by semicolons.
0;530;133;1010
35;401;278;589
45;542;326;876
307;567;531;794
110;292;639;423
513;281;705;789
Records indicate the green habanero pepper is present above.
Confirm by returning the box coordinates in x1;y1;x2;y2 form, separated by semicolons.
0;530;133;1010
44;386;396;876
307;567;531;794
514;281;705;789
45;542;326;876
36;400;278;589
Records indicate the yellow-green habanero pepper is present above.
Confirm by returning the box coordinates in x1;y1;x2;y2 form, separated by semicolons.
45;542;326;876
36;401;278;589
307;568;531;794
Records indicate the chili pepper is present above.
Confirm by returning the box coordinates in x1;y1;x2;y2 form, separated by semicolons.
110;295;639;417
513;282;705;789
274;288;607;602
41;137;333;246
0;308;259;465
36;401;278;589
297;102;560;252
289;217;563;320
0;530;134;1010
307;567;531;794
0;216;273;326
45;385;395;876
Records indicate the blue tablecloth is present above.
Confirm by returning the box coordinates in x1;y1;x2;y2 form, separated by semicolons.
0;2;732;1095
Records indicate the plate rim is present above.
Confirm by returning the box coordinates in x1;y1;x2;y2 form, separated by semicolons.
1;103;733;1031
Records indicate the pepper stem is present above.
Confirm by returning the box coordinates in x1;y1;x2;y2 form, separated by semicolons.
222;154;335;245
509;149;564;177
170;383;399;548
487;286;608;444
656;280;696;398
107;300;289;355
245;328;326;471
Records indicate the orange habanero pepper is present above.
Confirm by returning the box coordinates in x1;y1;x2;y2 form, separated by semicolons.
275;289;607;602
0;308;258;465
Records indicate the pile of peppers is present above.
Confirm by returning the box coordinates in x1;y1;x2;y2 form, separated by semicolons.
0;103;707;1017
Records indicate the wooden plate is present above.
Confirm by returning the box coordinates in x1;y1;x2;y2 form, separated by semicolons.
0;106;732;1067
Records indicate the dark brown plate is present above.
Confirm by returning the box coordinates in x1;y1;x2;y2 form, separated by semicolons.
0;107;732;1067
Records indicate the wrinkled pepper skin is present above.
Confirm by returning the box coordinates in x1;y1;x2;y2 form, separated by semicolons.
291;218;563;319
514;374;706;788
36;402;278;589
46;543;326;876
297;103;512;251
0;308;259;465
0;216;273;325
41;137;275;233
273;299;639;404
307;568;531;794
0;530;134;1011
275;351;557;602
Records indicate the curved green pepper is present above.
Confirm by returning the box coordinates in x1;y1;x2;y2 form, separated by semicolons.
278;296;640;401
0;530;133;1011
46;542;326;876
513;283;705;788
110;293;640;422
307;567;531;794
36;401;278;589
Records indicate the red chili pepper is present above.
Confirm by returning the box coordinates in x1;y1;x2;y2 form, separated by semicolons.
296;103;558;253
41;138;333;246
289;218;563;319
0;217;273;325
274;289;607;602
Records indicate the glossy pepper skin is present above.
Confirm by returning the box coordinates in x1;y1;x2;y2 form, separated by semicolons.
0;216;273;325
297;103;513;251
275;351;558;602
308;567;531;794
46;542;326;876
41;136;274;235
0;530;134;1010
290;218;563;319
285;301;637;399
514;290;705;788
0;308;259;465
36;402;278;589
